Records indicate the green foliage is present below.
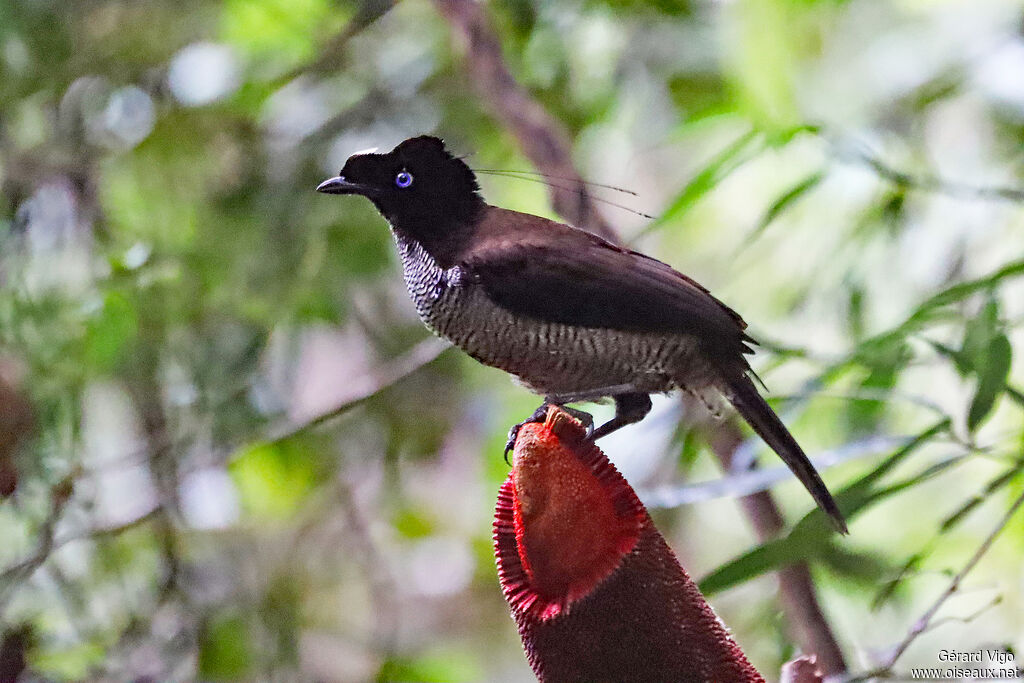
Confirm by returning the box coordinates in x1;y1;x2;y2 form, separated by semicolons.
644;128;761;233
747;170;826;245
83;290;139;372
1;0;1023;679
700;420;950;595
31;641;107;681
230;437;332;520
199;614;253;680
222;0;344;66
378;647;483;683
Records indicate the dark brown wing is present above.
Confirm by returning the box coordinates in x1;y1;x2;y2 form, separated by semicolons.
462;209;753;358
463;209;846;531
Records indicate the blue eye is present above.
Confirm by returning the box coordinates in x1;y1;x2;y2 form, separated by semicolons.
395;171;413;188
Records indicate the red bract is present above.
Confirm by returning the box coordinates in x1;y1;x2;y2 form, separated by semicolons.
495;407;764;683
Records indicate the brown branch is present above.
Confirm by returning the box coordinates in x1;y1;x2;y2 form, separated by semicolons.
125;305;185;600
0;370;35;499
781;656;823;683
0;473;76;615
705;413;848;676
432;1;845;668
265;336;451;444
432;0;619;243
0;623;31;683
273;0;395;86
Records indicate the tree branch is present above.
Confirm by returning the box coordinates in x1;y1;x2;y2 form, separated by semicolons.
641;433;906;507
266;336;451;444
0;474;75;615
431;0;619;242
852;487;1024;681
431;2;847;667
705;415;848;676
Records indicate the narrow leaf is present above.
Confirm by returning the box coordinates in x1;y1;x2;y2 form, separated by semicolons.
874;462;1024;609
967;333;1012;431
872;550;928;610
642;130;760;233
747;170;825;243
941;463;1024;532
818;545;892;586
926;339;970;376
699;537;800;595
961;297;999;370
699;422;948;594
1005;385;1024;410
914;260;1024;317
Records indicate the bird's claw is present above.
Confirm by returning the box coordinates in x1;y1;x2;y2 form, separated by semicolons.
559;405;595;439
503;426;520;465
501;430;516;466
504;404;551;464
504;404;598;464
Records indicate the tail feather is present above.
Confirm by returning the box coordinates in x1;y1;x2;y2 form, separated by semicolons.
724;374;848;534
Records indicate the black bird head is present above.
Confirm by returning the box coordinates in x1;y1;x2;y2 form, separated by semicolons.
317;136;484;252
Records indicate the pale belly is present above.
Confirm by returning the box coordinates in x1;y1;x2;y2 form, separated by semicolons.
394;234;713;399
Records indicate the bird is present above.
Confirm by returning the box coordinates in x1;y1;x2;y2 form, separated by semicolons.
317;135;846;532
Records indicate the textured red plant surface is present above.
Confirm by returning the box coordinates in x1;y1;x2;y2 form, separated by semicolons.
495;406;764;683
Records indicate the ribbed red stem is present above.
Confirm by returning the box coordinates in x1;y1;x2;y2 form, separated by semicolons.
494;407;764;683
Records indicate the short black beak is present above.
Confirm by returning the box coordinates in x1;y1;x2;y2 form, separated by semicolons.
315;176;373;195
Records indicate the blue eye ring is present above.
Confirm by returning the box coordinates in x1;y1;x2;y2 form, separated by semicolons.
395;171;413;188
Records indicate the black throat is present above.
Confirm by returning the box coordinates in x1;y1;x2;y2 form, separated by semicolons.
381;195;485;268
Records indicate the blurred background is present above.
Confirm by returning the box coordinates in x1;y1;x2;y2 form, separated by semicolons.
1;0;1023;680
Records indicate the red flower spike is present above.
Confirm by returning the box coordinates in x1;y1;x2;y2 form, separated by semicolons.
494;406;764;683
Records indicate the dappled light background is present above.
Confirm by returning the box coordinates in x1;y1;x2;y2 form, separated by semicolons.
1;0;1023;680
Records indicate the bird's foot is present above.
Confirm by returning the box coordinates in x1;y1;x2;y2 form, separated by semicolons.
505;404;550;464
558;405;595;437
587;393;653;442
504;404;595;463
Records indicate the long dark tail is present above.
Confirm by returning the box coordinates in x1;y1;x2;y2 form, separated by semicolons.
723;374;848;534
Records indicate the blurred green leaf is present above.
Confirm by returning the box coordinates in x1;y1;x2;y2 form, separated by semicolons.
847;281;865;341
676;426;704;470
725;0;803;130
699;534;805;595
199;614;252;680
1005;385;1024;411
817;544;892;587
941;293;1015;432
700;420;948;594
747;170;825;244
847;338;908;435
927;338;966;374
666;72;730;121
32;641;106;681
644;129;760;232
967;332;1011;432
222;0;341;66
941;463;1024;532
824;259;1024;384
917;260;1024;316
229;437;330;520
377;647;482;683
83;290;138;372
393;505;436;539
961;298;1000;372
